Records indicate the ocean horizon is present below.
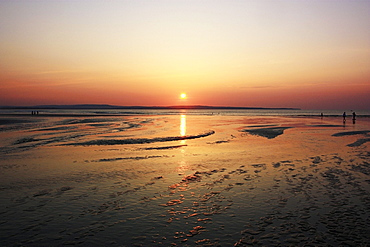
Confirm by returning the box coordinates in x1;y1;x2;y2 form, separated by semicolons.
1;107;369;117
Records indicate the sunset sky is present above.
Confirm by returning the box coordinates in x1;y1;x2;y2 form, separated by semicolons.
1;0;369;109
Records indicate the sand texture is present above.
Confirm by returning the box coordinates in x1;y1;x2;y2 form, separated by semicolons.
1;115;370;246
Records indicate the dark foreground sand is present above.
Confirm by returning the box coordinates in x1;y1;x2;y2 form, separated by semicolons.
0;115;369;246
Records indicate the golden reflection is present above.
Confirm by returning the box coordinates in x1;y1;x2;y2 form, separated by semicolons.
179;114;188;172
180;114;186;145
180;114;186;137
177;160;190;173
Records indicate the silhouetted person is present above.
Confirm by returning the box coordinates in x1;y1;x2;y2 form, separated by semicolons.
343;112;346;122
352;112;356;124
320;113;323;118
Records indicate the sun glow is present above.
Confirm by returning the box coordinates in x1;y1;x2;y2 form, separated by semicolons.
180;93;187;99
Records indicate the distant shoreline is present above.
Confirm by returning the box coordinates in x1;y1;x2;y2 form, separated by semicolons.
0;104;300;110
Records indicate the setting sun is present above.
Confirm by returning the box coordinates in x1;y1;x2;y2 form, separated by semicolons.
0;1;369;109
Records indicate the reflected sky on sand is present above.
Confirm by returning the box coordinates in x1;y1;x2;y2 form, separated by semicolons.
0;115;370;246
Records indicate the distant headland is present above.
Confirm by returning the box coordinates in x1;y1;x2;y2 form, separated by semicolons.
0;104;300;110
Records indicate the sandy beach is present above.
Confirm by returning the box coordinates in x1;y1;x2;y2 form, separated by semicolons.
1;114;369;246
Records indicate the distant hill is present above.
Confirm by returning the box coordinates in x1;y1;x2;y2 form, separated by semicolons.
1;104;300;110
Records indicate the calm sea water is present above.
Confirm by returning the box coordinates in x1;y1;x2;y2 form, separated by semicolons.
1;108;370;117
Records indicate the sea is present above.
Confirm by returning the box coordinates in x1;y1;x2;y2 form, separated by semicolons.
1;108;369;117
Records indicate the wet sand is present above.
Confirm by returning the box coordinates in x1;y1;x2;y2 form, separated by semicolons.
0;114;370;246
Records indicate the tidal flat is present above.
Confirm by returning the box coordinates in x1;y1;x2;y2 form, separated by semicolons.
0;114;370;246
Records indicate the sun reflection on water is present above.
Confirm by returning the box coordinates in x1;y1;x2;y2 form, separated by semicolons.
180;114;186;137
178;114;189;173
180;114;186;145
177;160;190;173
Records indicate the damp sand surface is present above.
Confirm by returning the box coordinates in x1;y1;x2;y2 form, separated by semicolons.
1;115;370;246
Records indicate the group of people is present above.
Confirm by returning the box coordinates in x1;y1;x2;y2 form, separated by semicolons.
342;111;356;123
320;111;357;124
31;111;39;115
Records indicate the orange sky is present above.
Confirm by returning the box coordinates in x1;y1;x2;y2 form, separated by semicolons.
0;1;369;109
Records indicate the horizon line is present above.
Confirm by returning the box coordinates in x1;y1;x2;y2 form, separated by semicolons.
0;104;301;110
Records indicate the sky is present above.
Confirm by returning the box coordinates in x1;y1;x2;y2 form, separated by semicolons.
0;0;369;109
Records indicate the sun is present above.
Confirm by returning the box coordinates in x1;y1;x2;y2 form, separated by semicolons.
180;93;187;99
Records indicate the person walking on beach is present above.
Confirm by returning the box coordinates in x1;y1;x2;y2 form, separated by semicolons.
343;112;346;122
